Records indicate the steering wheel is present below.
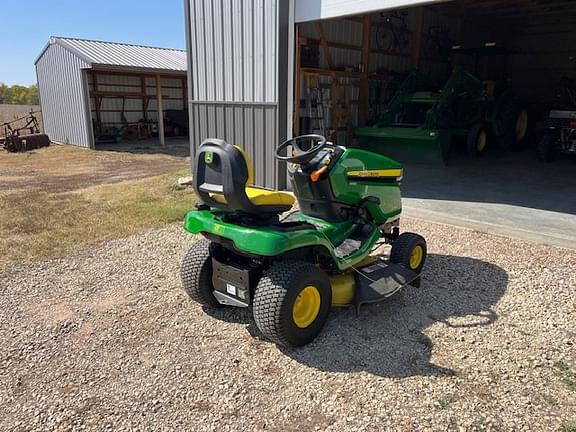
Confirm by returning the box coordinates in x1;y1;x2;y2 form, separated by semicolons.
275;134;327;164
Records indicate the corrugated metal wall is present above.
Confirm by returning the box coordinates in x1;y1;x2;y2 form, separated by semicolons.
36;43;93;148
507;23;576;108
185;0;288;189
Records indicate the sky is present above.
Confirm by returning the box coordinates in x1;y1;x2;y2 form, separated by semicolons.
0;0;186;86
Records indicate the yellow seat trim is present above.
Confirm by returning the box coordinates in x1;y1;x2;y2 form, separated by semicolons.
210;187;295;207
209;143;294;208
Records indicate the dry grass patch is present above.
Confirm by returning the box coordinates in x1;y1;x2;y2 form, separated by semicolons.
0;170;194;269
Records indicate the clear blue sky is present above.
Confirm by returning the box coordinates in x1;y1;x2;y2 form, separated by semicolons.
0;0;186;86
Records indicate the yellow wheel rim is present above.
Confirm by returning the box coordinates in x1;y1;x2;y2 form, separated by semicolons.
516;111;528;141
477;130;487;152
409;245;424;270
292;286;321;328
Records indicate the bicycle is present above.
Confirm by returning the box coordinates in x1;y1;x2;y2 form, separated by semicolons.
423;25;455;62
375;11;411;53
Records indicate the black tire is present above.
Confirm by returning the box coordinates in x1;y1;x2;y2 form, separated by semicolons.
180;238;222;308
537;133;555;162
494;97;529;150
467;124;488;157
253;260;331;347
390;232;427;274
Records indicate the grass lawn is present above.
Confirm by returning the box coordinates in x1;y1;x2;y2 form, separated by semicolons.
0;145;194;269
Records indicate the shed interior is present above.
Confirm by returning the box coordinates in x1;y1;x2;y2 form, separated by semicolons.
87;70;188;146
292;0;576;247
294;0;576;155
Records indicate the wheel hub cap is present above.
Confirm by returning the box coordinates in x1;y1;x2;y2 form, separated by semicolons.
477;130;487;152
409;245;423;270
516;111;528;141
292;286;321;328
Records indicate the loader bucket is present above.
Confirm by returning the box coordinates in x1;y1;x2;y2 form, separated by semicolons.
355;127;450;165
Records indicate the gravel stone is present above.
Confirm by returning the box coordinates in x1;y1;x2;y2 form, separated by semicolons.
0;217;575;431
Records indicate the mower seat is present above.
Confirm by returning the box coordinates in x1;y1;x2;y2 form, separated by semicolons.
193;138;294;215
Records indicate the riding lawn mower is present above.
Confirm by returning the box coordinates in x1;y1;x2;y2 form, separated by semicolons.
181;135;427;347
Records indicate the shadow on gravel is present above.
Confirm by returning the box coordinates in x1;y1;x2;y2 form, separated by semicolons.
204;253;508;378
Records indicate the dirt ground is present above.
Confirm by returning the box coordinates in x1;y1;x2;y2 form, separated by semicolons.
0;143;192;269
0;143;189;194
0;219;574;431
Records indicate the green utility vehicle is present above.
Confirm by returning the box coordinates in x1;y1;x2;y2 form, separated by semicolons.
356;67;528;164
181;135;427;347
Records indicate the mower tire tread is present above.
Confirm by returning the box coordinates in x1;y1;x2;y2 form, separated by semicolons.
253;260;331;347
181;238;222;308
390;232;427;274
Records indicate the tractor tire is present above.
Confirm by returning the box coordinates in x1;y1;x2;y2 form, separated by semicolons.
537;134;555;162
494;97;529;150
467;124;488;157
180;238;222;308
253;260;331;347
390;232;427;274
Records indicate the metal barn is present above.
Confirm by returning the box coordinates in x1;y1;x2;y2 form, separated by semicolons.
35;37;188;149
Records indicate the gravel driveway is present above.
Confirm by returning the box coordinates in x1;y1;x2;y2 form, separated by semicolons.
1;218;575;431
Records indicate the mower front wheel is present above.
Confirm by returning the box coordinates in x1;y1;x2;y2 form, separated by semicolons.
390;232;427;274
180;238;222;308
253;261;332;347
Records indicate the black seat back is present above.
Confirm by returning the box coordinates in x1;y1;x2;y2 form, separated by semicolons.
194;139;291;215
194;139;259;213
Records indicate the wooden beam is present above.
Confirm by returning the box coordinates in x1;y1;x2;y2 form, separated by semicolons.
314;22;334;69
411;7;424;69
156;74;165;146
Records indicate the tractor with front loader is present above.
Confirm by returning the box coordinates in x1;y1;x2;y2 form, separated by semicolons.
356;67;528;164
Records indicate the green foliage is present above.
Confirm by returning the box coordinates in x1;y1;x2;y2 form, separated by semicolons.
554;361;576;393
0;83;39;105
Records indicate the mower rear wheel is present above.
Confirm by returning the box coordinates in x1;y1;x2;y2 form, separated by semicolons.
180;238;222;308
253;260;331;347
390;232;427;274
467;124;488;157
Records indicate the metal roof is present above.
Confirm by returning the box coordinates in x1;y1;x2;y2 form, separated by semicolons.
35;37;187;73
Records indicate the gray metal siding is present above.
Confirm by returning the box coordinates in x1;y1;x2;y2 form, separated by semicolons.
186;0;287;188
36;43;93;148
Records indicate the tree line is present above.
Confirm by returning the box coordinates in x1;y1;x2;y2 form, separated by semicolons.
0;83;39;105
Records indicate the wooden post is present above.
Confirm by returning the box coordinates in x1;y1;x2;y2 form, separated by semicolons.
315;22;334;69
358;14;372;126
412;7;425;68
93;72;101;124
156;74;165;146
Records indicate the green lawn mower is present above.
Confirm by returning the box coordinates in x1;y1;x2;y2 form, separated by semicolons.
181;135;427;347
356;67;529;164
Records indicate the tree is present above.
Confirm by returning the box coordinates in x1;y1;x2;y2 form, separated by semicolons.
0;83;39;105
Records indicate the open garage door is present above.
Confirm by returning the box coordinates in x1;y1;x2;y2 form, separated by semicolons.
292;0;576;248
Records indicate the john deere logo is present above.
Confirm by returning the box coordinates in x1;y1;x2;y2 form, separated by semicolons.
204;152;213;164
